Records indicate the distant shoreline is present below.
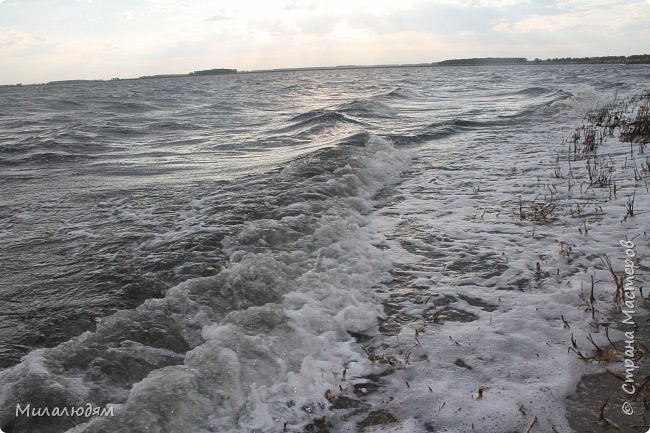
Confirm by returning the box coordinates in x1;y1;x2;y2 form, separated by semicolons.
1;55;649;88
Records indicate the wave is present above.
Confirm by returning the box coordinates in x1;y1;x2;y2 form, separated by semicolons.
386;93;573;147
94;124;147;136
513;86;551;97
386;128;459;146
0;133;114;166
1;151;100;165
44;99;85;110
336;99;397;117
99;101;160;114
289;108;363;126
0;133;411;433
380;87;414;99
273;109;367;137
144;120;199;132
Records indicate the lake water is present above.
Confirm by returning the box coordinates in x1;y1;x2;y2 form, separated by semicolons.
0;64;648;432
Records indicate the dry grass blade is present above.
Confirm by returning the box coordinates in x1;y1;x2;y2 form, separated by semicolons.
600;255;623;303
598;399;623;431
623;191;635;221
525;416;538;433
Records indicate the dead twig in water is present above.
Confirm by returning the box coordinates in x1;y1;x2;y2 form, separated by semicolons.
525;415;538;433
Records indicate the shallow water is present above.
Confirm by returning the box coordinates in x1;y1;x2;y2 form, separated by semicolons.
0;65;649;432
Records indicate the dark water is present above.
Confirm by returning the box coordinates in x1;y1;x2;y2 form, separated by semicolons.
0;65;648;432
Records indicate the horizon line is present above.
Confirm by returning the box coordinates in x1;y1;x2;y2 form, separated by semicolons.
2;54;649;87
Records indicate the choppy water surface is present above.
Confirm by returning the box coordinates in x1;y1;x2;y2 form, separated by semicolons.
0;65;648;432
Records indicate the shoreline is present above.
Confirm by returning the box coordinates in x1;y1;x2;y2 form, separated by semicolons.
303;89;650;432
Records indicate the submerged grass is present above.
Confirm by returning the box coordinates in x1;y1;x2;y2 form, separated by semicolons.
296;89;650;433
558;91;650;432
517;90;650;230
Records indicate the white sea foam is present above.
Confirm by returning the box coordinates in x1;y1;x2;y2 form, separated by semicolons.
1;135;414;433
337;86;649;432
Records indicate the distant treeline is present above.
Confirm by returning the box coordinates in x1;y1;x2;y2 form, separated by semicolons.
190;68;237;76
532;55;650;64
41;68;239;85
46;79;103;85
139;69;237;79
436;55;650;66
437;57;527;66
138;74;188;80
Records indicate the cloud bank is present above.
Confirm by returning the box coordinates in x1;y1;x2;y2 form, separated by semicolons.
0;0;649;83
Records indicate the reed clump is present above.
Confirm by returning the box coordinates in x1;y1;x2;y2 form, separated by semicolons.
568;126;604;158
619;90;650;144
516;193;557;222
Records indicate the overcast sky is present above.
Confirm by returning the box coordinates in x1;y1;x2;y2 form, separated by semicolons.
1;0;649;84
